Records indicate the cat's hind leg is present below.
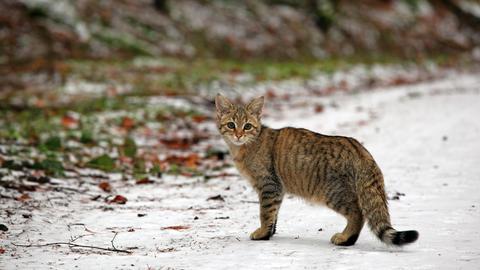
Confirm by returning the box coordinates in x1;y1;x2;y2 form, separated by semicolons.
329;205;364;246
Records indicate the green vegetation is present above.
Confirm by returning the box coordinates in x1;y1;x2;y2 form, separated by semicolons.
86;154;116;172
0;55;451;177
64;54;418;95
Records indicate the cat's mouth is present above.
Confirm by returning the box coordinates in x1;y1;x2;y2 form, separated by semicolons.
229;137;248;145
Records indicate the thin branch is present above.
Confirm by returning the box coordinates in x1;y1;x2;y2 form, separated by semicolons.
12;242;133;254
240;200;259;204
111;232;119;250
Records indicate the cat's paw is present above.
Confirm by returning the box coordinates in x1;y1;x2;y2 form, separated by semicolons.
330;233;359;246
250;227;271;240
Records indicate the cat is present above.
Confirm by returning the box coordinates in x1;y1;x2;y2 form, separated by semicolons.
214;94;418;246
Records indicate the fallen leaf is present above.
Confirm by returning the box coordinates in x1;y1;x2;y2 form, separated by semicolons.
204;172;236;180
266;89;277;99
184;154;199;169
160;138;192;150
314;104;324;113
136;177;153;185
99;181;112;192
161;225;190;231
137;213;147;217
17;193;31;202
0;248;5;254
191;115;207;123
26;175;50;184
128;228;135;232
121;117;135;130
157;247;176;253
109;195;127;204
390;76;410;86
388;191;406;201
61;115;78;129
162;154;199;169
0;224;8;231
207;195;225;202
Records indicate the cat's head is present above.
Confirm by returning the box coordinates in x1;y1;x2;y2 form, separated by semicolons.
215;94;264;146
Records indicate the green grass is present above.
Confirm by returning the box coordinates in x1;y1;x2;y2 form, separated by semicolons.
0;53;458;176
64;53;419;97
0;53;435;145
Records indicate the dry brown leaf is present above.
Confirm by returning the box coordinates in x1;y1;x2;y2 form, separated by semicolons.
109;195;127;204
314;104;324;113
61;115;78;129
121;117;135;130
160;138;192;150
157;247;176;253
136;177;153;185
16;193;31;202
161;225;190;231
191;115;207;123
266;89;276;99
162;154;199;169
99;181;112;192
184;154;199;169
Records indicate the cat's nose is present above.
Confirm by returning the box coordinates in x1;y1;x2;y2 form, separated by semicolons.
235;133;242;139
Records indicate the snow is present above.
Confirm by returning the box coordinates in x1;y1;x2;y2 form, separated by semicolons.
2;71;480;269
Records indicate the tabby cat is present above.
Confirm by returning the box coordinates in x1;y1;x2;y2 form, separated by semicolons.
215;94;418;246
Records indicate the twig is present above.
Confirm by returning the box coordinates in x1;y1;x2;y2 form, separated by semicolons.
52;186;88;194
111;232;118;250
67;223;96;233
12;242;133;254
240;200;259;204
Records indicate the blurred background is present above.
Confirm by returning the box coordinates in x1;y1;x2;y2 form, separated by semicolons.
1;1;480;268
1;0;480;216
1;0;480;91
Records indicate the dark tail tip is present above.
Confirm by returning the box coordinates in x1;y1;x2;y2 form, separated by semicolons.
392;230;419;245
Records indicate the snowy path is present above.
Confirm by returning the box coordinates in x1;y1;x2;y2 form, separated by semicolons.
2;72;480;269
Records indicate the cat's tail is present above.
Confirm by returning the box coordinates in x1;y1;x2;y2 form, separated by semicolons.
357;165;419;246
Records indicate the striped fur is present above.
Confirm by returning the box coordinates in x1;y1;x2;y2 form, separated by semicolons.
215;94;418;246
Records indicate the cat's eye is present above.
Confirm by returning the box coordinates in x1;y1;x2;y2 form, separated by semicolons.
244;123;253;130
226;122;236;129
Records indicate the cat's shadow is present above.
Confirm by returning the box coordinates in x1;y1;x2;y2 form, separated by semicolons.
238;235;414;254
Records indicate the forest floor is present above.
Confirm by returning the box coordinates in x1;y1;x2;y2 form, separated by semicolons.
1;59;479;269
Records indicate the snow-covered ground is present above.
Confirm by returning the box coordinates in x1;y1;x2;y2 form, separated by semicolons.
2;72;480;269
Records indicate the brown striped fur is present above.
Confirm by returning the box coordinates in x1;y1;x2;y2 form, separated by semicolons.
215;94;418;246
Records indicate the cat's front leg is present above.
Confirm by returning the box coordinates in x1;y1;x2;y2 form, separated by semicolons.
250;181;284;240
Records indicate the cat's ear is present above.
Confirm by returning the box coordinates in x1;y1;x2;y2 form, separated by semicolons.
246;96;264;116
215;94;233;115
